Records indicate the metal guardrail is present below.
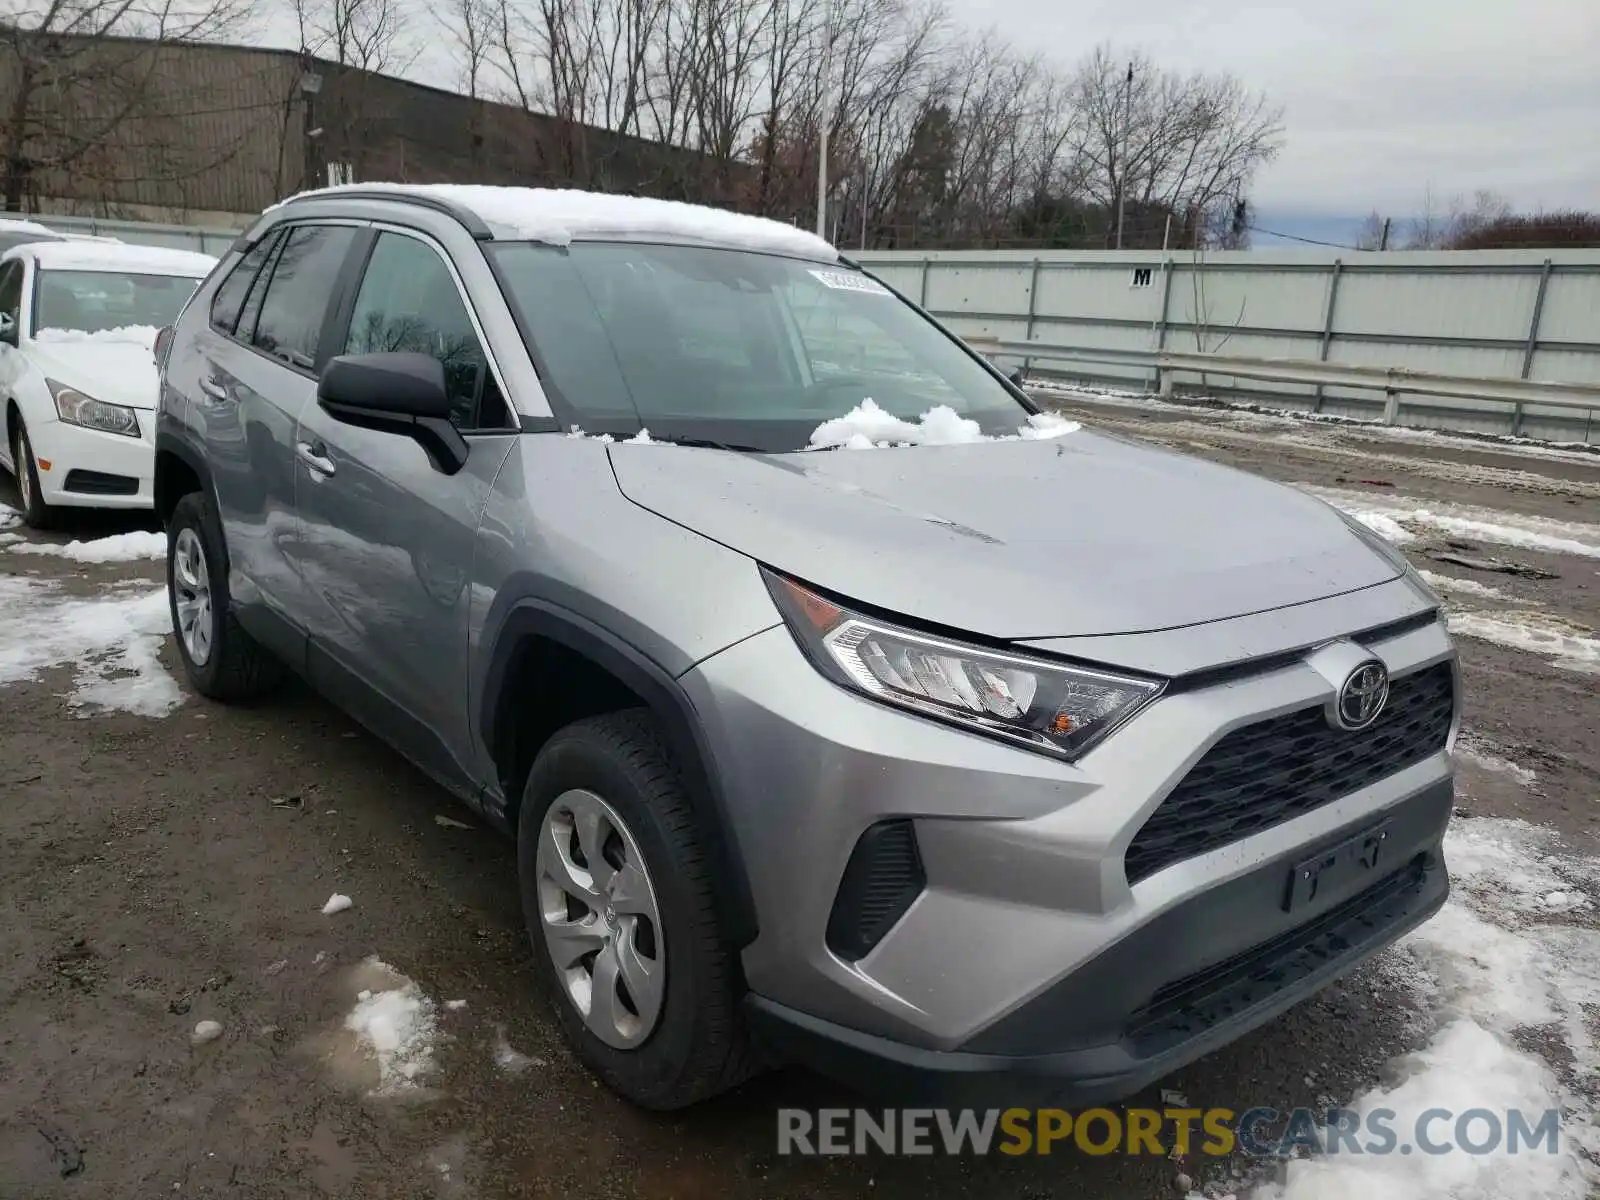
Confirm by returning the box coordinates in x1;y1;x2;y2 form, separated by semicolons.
965;337;1600;427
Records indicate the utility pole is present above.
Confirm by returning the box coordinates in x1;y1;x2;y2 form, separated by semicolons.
1379;216;1392;250
1114;60;1133;249
860;157;868;249
815;0;833;240
300;63;323;191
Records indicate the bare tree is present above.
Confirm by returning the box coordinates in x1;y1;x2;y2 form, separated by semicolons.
292;0;414;73
0;0;254;210
1068;46;1282;247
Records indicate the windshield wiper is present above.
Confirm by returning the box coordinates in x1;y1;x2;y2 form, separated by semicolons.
651;436;769;452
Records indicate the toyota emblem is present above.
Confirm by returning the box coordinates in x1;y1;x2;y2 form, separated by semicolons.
1334;661;1390;731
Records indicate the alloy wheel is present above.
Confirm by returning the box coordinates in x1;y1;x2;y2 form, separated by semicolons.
14;429;32;511
172;526;214;667
535;788;666;1049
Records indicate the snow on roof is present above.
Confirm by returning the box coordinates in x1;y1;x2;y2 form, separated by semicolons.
289;183;840;262
21;240;216;276
0;217;63;238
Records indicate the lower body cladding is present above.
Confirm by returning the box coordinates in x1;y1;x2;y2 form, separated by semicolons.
682;613;1457;1104
24;413;153;509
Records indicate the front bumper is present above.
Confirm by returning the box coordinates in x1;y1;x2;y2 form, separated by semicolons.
28;410;154;509
746;779;1448;1104
679;589;1456;1093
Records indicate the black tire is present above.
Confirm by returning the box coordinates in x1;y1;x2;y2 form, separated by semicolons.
517;709;753;1109
165;491;281;701
10;414;55;529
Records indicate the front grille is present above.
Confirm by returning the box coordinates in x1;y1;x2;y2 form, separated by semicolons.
825;820;925;961
1124;856;1430;1053
1125;661;1454;884
63;468;139;496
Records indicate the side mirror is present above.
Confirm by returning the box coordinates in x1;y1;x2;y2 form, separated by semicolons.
1007;367;1026;388
0;312;16;346
317;352;467;475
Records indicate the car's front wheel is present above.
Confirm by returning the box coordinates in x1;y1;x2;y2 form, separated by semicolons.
10;415;54;529
166;492;281;701
517;710;752;1109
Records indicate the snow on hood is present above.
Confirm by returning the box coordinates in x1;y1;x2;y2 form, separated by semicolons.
35;324;161;350
29;326;160;409
808;399;1081;449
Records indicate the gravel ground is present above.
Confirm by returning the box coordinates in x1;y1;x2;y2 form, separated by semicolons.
1;399;1596;1198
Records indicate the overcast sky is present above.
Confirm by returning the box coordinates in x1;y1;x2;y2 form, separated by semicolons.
971;0;1600;221
268;0;1597;233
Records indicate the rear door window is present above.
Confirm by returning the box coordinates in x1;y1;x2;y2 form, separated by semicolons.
251;225;358;370
210;231;280;335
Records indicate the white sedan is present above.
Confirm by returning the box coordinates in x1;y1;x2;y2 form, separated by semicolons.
0;240;217;526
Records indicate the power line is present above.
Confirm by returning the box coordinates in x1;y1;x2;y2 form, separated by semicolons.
1244;222;1358;250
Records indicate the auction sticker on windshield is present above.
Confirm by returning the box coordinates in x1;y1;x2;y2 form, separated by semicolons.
809;269;891;296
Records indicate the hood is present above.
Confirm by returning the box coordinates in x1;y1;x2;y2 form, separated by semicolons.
30;329;159;410
608;430;1401;640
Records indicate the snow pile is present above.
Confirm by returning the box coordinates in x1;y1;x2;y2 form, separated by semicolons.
344;967;440;1095
491;1024;545;1074
34;324;162;350
0;576;182;716
9;530;166;563
807;398;1081;449
1417;570;1511;602
1341;507;1416;546
1255;818;1600;1200
1301;486;1600;559
322;893;353;915
191;1020;223;1045
296;183;839;261
1446;610;1600;675
0;504;18;529
1453;732;1537;789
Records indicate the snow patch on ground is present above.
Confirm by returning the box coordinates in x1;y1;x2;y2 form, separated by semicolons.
1453;731;1537;789
344;959;439;1095
0;504;18;529
9;530;166;563
1447;610;1600;675
0;576;182;716
322;893;353;915
1301;486;1600;559
490;1024;545;1074
1341;507;1416;546
808;399;1081;448
1417;570;1512;602
1253;818;1600;1199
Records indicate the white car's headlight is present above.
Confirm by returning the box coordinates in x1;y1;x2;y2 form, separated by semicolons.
764;569;1164;760
48;379;140;438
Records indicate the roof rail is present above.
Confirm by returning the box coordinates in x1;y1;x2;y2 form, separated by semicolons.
282;188;494;240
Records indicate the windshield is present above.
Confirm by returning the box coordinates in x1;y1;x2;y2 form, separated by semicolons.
487;241;1030;451
34;269;200;336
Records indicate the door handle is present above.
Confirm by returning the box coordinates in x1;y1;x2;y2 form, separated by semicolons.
295;442;336;476
198;375;228;401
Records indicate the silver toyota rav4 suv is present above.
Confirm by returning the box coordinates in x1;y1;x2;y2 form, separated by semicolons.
155;184;1457;1109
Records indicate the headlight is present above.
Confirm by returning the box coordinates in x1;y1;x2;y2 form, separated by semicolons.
48;380;140;438
763;569;1164;760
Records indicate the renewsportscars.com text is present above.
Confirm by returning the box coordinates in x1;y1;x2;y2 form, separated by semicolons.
777;1107;1563;1158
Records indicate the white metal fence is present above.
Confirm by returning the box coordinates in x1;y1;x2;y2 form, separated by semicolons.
25;212;245;257
855;248;1600;443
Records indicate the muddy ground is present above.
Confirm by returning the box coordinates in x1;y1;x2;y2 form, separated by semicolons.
2;398;1597;1199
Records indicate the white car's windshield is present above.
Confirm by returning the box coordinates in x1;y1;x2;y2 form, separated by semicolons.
34;269;200;336
488;241;1030;451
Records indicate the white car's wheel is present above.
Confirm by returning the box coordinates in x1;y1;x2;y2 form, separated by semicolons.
10;415;54;528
